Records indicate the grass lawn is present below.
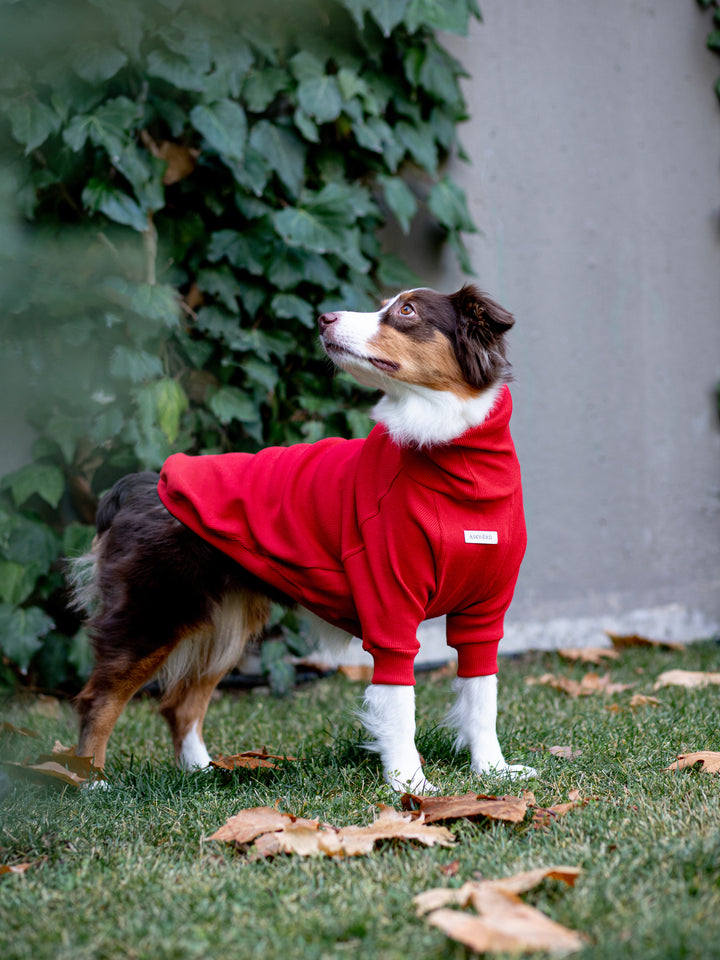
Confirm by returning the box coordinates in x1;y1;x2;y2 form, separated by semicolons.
1;640;719;959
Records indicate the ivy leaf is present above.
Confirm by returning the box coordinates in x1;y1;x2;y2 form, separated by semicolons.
0;463;64;509
405;0;480;35
110;346;165;383
190;100;247;161
126;283;181;328
249;121;305;197
396;121;438;174
207;230;266;275
342;0;411;37
418;41;465;107
139;379;189;445
0;604;54;674
379;175;418;234
6;100;61;153
270;293;315;329
428;176;475;232
289;51;326;82
146;48;208;91
296;75;343;124
0;562;38;606
272;206;337;254
82;178;147;232
73;43;128;84
208;386;258;425
242;67;289;112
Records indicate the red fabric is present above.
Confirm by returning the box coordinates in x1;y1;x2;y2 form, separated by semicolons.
158;385;526;685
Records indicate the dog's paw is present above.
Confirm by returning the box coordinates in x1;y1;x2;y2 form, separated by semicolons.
385;768;438;795
473;760;537;780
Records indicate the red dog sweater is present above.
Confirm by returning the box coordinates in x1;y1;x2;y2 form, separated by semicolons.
158;385;526;685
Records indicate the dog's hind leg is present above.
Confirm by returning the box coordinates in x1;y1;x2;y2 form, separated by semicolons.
76;644;175;768
445;675;537;779
158;590;271;770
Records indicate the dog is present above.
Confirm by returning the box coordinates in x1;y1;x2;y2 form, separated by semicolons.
70;284;536;792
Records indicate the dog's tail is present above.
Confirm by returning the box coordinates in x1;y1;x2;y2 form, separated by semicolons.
67;471;161;615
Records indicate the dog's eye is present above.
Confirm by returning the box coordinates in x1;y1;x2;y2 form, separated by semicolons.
399;303;415;316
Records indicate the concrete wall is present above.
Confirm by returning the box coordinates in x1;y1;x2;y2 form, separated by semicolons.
434;2;720;642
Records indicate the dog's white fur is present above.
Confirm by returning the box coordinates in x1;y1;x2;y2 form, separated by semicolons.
316;296;536;791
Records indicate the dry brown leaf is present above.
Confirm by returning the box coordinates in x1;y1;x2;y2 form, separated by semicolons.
557;647;619;665
402;792;527;824
0;721;39;738
522;789;537;806
629;694;660;709
1;741;105;789
210;751;297;771
416;866;585;956
527;672;633;697
439;859;461;878
337;664;374;682
428;888;585;955
140;130;198;184
548;745;583;760
664;751;720;774
32;695;61;718
607;632;684;652
208;804;455;858
532;797;587;829
0;862;33;876
206;806;294;844
1;760;86;789
653;669;720;690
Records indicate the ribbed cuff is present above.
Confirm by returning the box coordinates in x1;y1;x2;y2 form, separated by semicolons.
454;639;500;678
367;647;417;685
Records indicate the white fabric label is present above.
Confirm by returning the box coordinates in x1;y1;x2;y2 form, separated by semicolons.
464;530;498;544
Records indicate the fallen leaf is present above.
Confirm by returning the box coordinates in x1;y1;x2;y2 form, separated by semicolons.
532;796;588;829
0;862;33;876
664;751;720;774
522;789;537;805
0;744;105;789
208;804;456;858
32;695;61;719
140;130;198;184
607;632;684;652
1;760;87;789
527;672;633;697
337;664;374;682
629;694;660;709
206;806;295;844
653;670;720;690
548;745;583;760
0;721;39;738
210;751;297;771
439;859;461;878
416;866;585;956
401;792;527;824
557;647;619;665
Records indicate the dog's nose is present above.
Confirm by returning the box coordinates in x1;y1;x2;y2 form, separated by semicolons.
318;312;339;329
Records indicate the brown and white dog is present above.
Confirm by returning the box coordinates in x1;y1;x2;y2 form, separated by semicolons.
70;285;535;792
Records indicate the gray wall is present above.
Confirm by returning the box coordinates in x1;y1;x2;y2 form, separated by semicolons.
435;2;720;634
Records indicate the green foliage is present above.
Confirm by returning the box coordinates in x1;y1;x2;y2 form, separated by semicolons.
698;0;720;102
0;0;480;690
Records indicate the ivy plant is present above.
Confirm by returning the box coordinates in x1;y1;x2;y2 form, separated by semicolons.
698;0;720;100
0;0;480;692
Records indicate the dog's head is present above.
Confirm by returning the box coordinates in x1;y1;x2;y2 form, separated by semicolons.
318;284;514;400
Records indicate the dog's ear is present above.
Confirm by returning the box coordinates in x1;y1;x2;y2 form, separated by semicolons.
450;284;515;389
451;284;515;336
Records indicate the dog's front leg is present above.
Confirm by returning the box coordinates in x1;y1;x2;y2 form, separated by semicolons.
360;684;435;794
446;675;537;779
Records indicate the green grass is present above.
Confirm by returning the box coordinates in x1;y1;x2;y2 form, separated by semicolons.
1;641;720;960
